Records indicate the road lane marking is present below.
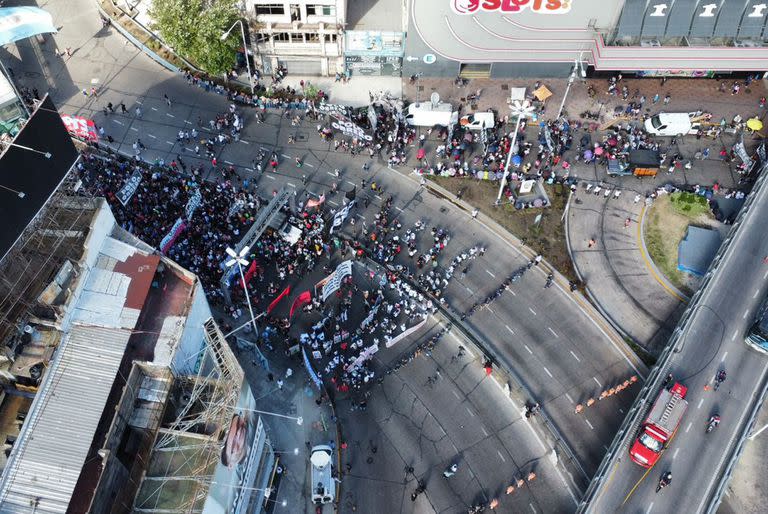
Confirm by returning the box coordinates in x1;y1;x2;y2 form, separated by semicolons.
524;344;533;354
685;421;692;433
166;113;175;118
184;119;192;124
266;175;275;180
224;160;234;165
593;377;602;387
543;367;553;378
732;330;739;341
619;408;624;414
281;154;291;159
239;140;249;144
721;351;728;362
486;307;495;315
509;290;516;296
486;270;496;277
497;450;506;462
287;182;296;188
755;289;761;298
529;503;537;514
466;287;473;294
744;309;751;319
135;100;142;104
466;406;475;417
505;325;514;335
548;327;559;337
147;134;157;139
569;351;581;362
166;141;174;145
646;502;654;514
346;181;356;186
305;163;314;167
151;107;158;111
328;200;339;206
327;171;336;176
481;426;488;436
585;418;594;430
395;206;403;211
112;119;123;125
697;398;704;409
529;307;537;315
673;448;679;460
449;331;474;357
130;127;138;131
452;390;461;400
565;393;574;403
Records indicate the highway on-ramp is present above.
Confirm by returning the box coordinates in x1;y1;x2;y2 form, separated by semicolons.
583;168;768;514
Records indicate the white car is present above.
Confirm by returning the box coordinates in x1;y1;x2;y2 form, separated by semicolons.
310;445;335;504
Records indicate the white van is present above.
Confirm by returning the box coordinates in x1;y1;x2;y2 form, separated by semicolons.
405;102;459;127
460;112;495;131
310;445;335;504
644;113;693;136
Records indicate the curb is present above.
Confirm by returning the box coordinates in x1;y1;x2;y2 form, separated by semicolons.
413;172;647;374
563;193;651;373
356;253;591;493
637;203;691;303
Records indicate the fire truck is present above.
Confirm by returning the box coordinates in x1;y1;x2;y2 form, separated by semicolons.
629;382;688;468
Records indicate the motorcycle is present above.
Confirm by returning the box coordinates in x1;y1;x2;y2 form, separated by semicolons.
545;273;554;289
706;415;720;433
655;471;672;493
714;369;726;390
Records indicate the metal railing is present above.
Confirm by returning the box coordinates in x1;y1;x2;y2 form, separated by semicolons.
577;158;768;512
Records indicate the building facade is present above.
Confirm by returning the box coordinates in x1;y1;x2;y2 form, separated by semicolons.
404;0;768;78
245;0;346;76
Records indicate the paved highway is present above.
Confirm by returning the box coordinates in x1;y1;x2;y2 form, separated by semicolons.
585;167;768;513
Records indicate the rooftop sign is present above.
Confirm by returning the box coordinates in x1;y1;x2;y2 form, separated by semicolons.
451;0;572;15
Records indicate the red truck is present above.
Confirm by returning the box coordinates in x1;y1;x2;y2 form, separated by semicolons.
629;382;688;468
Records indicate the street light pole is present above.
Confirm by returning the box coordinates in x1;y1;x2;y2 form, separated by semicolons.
496;100;534;204
225;246;259;337
222;20;254;95
556;58;579;120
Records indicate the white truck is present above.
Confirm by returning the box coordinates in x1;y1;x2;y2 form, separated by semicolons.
405;102;459;127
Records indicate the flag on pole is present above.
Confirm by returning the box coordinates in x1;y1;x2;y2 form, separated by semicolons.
267;286;291;314
289;290;312;319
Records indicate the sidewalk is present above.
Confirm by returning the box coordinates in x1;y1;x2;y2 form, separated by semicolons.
566;190;688;355
403;75;768;125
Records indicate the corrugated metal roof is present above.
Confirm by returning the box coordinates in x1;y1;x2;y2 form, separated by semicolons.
0;324;131;513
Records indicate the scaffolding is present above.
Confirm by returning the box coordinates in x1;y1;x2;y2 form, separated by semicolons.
0;167;95;346
133;317;244;513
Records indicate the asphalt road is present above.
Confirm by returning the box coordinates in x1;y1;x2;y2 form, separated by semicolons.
2;0;643;504
585;169;768;513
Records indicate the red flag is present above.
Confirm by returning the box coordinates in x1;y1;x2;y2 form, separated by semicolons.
289;290;312;319
267;286;291;314
241;259;260;288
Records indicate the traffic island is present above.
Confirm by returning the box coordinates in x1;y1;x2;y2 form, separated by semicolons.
644;192;719;296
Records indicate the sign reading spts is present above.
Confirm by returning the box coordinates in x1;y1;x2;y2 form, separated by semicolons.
451;0;572;15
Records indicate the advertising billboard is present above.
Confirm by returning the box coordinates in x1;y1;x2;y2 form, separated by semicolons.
203;380;261;514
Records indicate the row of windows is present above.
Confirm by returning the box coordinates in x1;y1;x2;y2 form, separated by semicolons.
268;32;337;44
254;4;336;17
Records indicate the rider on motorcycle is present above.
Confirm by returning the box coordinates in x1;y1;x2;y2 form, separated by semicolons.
708;415;721;431
716;370;727;384
658;471;672;490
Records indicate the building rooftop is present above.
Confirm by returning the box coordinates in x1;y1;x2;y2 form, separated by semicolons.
0;95;79;263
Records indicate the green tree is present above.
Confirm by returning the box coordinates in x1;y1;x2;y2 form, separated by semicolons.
149;0;240;75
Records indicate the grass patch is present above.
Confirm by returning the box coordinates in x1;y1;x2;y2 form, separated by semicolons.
644;194;714;294
669;191;711;218
625;337;657;367
428;177;576;282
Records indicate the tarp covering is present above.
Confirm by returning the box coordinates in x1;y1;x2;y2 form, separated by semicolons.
0;7;57;46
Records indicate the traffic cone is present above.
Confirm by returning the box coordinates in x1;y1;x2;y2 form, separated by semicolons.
574;404;584;414
506;485;515;495
599;390;608;400
527;471;537;482
516;478;524;488
490;498;499;509
630;375;638;383
586;398;595;407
